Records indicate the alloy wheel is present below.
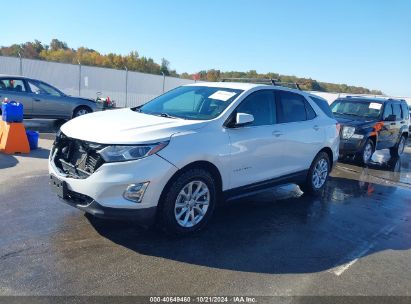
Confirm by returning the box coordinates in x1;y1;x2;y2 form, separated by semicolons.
174;180;210;228
75;109;89;117
398;137;406;155
312;158;329;189
363;142;373;163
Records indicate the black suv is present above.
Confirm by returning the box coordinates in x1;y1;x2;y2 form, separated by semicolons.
331;97;409;164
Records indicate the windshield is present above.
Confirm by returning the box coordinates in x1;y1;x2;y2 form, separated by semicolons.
138;86;243;120
331;99;383;119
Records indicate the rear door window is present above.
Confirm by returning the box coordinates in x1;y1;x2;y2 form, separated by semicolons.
277;91;314;123
0;78;26;92
392;103;402;120
383;103;393;119
401;103;409;120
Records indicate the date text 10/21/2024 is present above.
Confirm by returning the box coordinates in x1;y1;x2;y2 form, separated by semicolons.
149;296;257;303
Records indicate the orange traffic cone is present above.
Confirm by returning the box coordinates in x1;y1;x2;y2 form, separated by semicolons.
0;121;30;154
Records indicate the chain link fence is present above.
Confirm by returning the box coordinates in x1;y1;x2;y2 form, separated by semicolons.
0;55;196;107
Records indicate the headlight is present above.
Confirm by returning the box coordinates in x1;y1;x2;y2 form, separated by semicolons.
99;141;169;162
342;126;356;139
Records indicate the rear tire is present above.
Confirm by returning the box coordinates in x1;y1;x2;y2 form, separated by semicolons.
158;168;217;235
299;152;330;196
390;135;407;157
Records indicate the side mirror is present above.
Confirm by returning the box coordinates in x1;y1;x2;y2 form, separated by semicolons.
235;112;254;127
384;114;396;122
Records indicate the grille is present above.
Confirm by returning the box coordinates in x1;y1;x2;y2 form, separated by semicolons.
52;132;105;179
66;190;93;205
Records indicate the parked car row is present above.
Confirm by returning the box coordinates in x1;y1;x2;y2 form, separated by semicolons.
0;75;115;119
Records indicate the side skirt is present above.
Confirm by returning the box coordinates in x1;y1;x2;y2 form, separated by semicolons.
223;170;308;202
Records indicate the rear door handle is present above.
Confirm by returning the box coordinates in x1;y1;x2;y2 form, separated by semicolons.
390;122;396;126
272;131;283;137
33;98;41;102
313;125;320;131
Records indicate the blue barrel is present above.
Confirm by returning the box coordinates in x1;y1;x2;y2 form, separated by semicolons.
2;101;24;123
26;130;39;150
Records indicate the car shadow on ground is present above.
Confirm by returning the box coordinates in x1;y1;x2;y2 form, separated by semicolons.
0;147;50;168
88;162;411;274
0;153;18;169
17;148;50;160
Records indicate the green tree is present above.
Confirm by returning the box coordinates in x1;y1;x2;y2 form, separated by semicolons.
160;58;170;76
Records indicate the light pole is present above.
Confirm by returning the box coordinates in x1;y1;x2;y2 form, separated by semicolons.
18;51;22;76
162;72;165;93
125;66;128;107
77;59;81;96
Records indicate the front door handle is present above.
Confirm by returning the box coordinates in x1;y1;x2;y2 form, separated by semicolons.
272;131;283;137
313;125;320;131
33;98;41;102
390;122;396;126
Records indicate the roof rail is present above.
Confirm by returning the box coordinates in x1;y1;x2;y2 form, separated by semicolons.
221;78;303;90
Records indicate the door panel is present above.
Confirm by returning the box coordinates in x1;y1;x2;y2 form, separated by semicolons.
378;103;394;149
275;90;324;172
2;91;34;116
227;89;283;189
227;126;285;188
391;103;403;146
271;120;324;173
27;80;69;117
31;93;66;117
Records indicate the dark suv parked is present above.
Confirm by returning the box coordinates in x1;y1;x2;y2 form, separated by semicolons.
331;97;409;164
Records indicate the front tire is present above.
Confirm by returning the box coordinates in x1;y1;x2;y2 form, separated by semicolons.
158;168;217;235
73;106;92;118
390;135;406;157
359;138;374;165
299;152;330;196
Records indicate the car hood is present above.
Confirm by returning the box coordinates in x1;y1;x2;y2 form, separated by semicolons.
334;115;377;127
60;108;207;144
66;96;95;103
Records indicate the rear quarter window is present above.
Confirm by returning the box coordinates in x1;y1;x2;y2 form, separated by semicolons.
401;103;409;120
310;96;334;118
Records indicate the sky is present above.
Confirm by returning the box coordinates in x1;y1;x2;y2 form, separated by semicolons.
1;0;410;96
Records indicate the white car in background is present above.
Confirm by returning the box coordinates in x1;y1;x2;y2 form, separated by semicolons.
49;81;339;235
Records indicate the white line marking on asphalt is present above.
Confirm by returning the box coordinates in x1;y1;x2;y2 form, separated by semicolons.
22;174;47;179
329;224;396;276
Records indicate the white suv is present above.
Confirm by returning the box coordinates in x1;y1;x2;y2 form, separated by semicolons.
49;82;339;234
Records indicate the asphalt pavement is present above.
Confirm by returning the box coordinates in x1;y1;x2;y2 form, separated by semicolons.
0;120;410;297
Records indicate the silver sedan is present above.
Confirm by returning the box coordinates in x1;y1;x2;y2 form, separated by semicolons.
0;75;103;119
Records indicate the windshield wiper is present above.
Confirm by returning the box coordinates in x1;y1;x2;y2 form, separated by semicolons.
337;112;363;118
155;113;181;119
